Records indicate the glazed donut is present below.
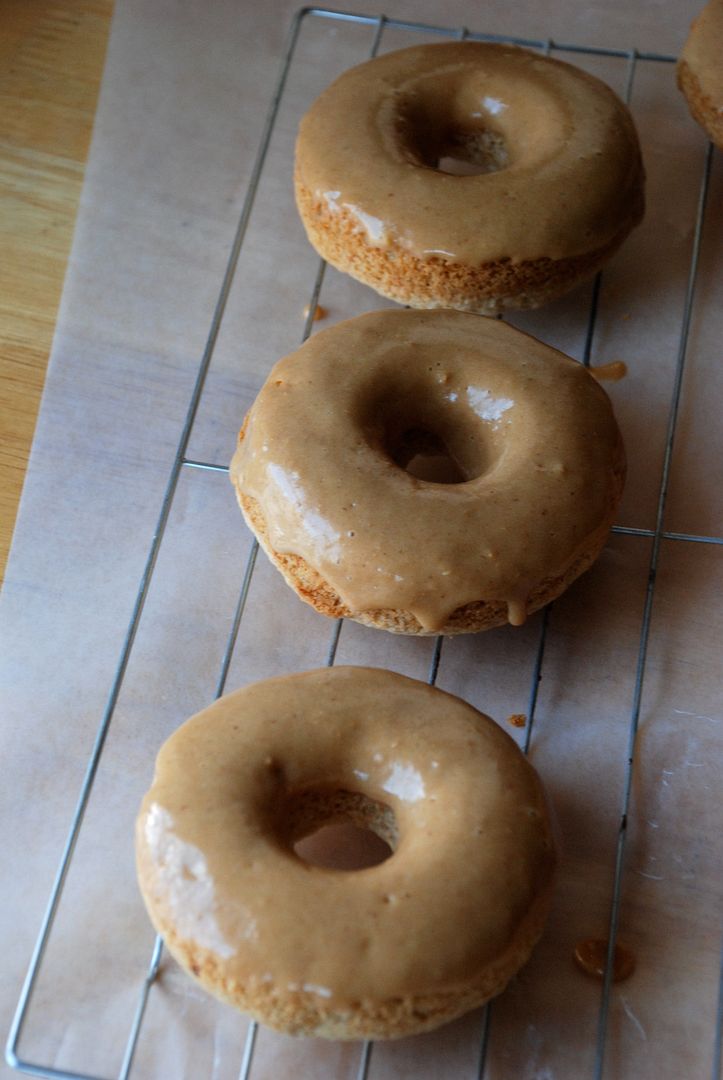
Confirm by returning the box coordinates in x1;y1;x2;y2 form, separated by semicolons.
677;0;723;149
135;666;556;1039
295;41;645;314
230;308;625;634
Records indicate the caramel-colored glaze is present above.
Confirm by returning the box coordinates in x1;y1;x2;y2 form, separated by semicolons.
507;713;527;729
136;667;556;1016
230;309;625;632
303;302;327;322
590;360;628;382
574;938;636;982
680;0;723;109
296;42;644;265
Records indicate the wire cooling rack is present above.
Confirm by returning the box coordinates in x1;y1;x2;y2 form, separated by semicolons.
6;6;722;1079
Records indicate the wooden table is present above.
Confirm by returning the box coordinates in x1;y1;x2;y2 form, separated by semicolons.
0;0;113;580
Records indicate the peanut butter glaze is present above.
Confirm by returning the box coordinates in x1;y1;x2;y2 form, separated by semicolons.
296;42;644;265
590;360;628;382
135;667;556;1019
230;309;625;632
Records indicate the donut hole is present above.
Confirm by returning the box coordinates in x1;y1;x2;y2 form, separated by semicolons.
396;94;508;176
361;378;500;484
434;129;508;176
295;823;393;871
284;788;397;871
388;426;469;484
406;122;508;177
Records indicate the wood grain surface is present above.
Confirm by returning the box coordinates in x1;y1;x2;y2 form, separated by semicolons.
0;0;113;581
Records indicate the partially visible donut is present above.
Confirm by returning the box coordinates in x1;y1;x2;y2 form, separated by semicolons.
295;42;645;314
135;666;556;1039
230;308;626;635
677;0;723;148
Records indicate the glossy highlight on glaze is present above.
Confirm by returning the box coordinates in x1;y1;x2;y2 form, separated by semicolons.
143;803;236;959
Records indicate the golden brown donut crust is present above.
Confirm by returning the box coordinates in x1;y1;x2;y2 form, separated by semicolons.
295;41;645;313
677;0;723;149
136;667;557;1038
295;177;639;315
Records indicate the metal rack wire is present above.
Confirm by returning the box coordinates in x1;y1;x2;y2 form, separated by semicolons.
6;6;721;1079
